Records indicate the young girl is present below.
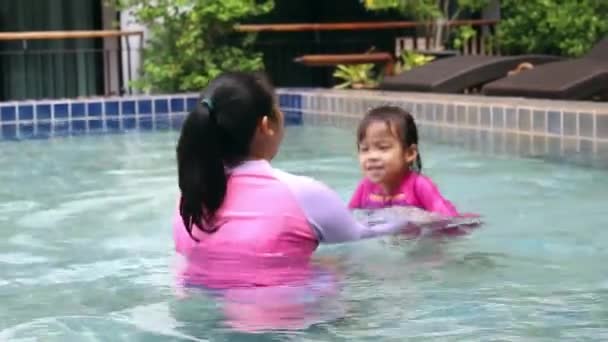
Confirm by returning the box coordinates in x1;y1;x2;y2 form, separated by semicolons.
349;106;459;217
173;72;430;289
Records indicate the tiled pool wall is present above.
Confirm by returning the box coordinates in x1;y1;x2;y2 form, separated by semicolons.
1;89;608;167
0;92;303;140
287;89;608;168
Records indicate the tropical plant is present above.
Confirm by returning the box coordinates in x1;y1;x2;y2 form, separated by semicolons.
452;25;477;50
396;50;436;73
332;64;378;89
114;0;274;93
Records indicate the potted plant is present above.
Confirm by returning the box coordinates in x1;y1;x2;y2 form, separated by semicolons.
332;63;378;89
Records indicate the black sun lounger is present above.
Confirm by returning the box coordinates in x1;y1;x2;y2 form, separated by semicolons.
379;54;563;93
482;37;608;100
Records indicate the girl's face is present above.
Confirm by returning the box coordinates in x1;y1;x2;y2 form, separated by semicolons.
358;121;418;192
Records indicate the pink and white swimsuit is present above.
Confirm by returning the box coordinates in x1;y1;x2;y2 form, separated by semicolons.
173;159;410;288
348;171;459;216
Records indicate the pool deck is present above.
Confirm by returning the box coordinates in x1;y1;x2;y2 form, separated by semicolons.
1;89;607;168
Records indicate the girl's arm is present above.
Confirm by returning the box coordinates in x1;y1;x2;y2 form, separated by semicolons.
347;180;366;209
414;174;459;217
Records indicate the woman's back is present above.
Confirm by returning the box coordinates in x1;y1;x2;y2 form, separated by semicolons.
174;160;318;288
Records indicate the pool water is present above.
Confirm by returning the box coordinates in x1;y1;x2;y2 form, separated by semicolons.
1;125;608;341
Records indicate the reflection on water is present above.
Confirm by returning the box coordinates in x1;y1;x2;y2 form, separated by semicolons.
174;256;345;334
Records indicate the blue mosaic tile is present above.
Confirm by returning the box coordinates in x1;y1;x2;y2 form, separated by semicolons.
53;121;70;135
548;137;561;156
106;101;119;117
155;115;171;130
505;108;517;129
186;97;198;111
154;99;169;114
424;103;434;121
106;118;120;131
138;100;153;115
468;106;478;125
19;123;34;137
71;120;87;133
122;101;136;115
579;112;594;138
580;139;593;153
294;94;302;109
1;106;16;122
563;112;577;136
480;107;491;126
415;103;424;117
435;103;445;121
138;116;153;130
37;122;51;136
123;117;136;130
446;104;455;123
54;103;69;119
284;110;302;125
170;98;185;112
18;105;34;121
171;114;184;130
596;113;608;138
492;107;504;128
89;119;103;131
36;104;51;120
1;124;17;139
547;111;561;135
457;105;467;124
518;109;531;131
72;102;86;118
88;102;103;117
532;110;546;133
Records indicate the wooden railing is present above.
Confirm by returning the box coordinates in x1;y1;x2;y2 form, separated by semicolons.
235;20;498;86
235;19;498;33
236;19;498;56
0;30;143;41
0;30;144;101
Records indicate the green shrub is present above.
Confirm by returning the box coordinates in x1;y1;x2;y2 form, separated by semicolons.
498;0;608;57
116;0;274;93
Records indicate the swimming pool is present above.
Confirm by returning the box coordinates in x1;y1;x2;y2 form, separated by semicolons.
1;125;608;341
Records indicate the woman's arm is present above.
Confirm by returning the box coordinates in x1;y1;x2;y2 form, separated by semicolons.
273;170;410;243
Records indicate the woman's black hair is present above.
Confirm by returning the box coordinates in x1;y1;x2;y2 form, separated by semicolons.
356;105;422;172
176;71;276;237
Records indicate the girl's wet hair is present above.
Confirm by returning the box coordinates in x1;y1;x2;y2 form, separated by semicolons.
176;71;276;238
356;105;422;172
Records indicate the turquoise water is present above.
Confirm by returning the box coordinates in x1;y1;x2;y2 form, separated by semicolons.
1;125;608;341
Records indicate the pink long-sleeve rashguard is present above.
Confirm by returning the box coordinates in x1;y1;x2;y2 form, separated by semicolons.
348;171;459;217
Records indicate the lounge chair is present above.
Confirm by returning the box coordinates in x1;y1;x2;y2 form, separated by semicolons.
482;37;608;100
379;54;563;93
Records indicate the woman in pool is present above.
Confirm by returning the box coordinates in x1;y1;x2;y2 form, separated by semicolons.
173;71;421;289
349;106;459;215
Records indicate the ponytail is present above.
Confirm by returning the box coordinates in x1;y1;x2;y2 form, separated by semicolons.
175;71;277;238
177;100;226;238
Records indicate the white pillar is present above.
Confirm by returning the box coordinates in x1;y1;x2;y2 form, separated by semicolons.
119;5;148;95
101;2;121;95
